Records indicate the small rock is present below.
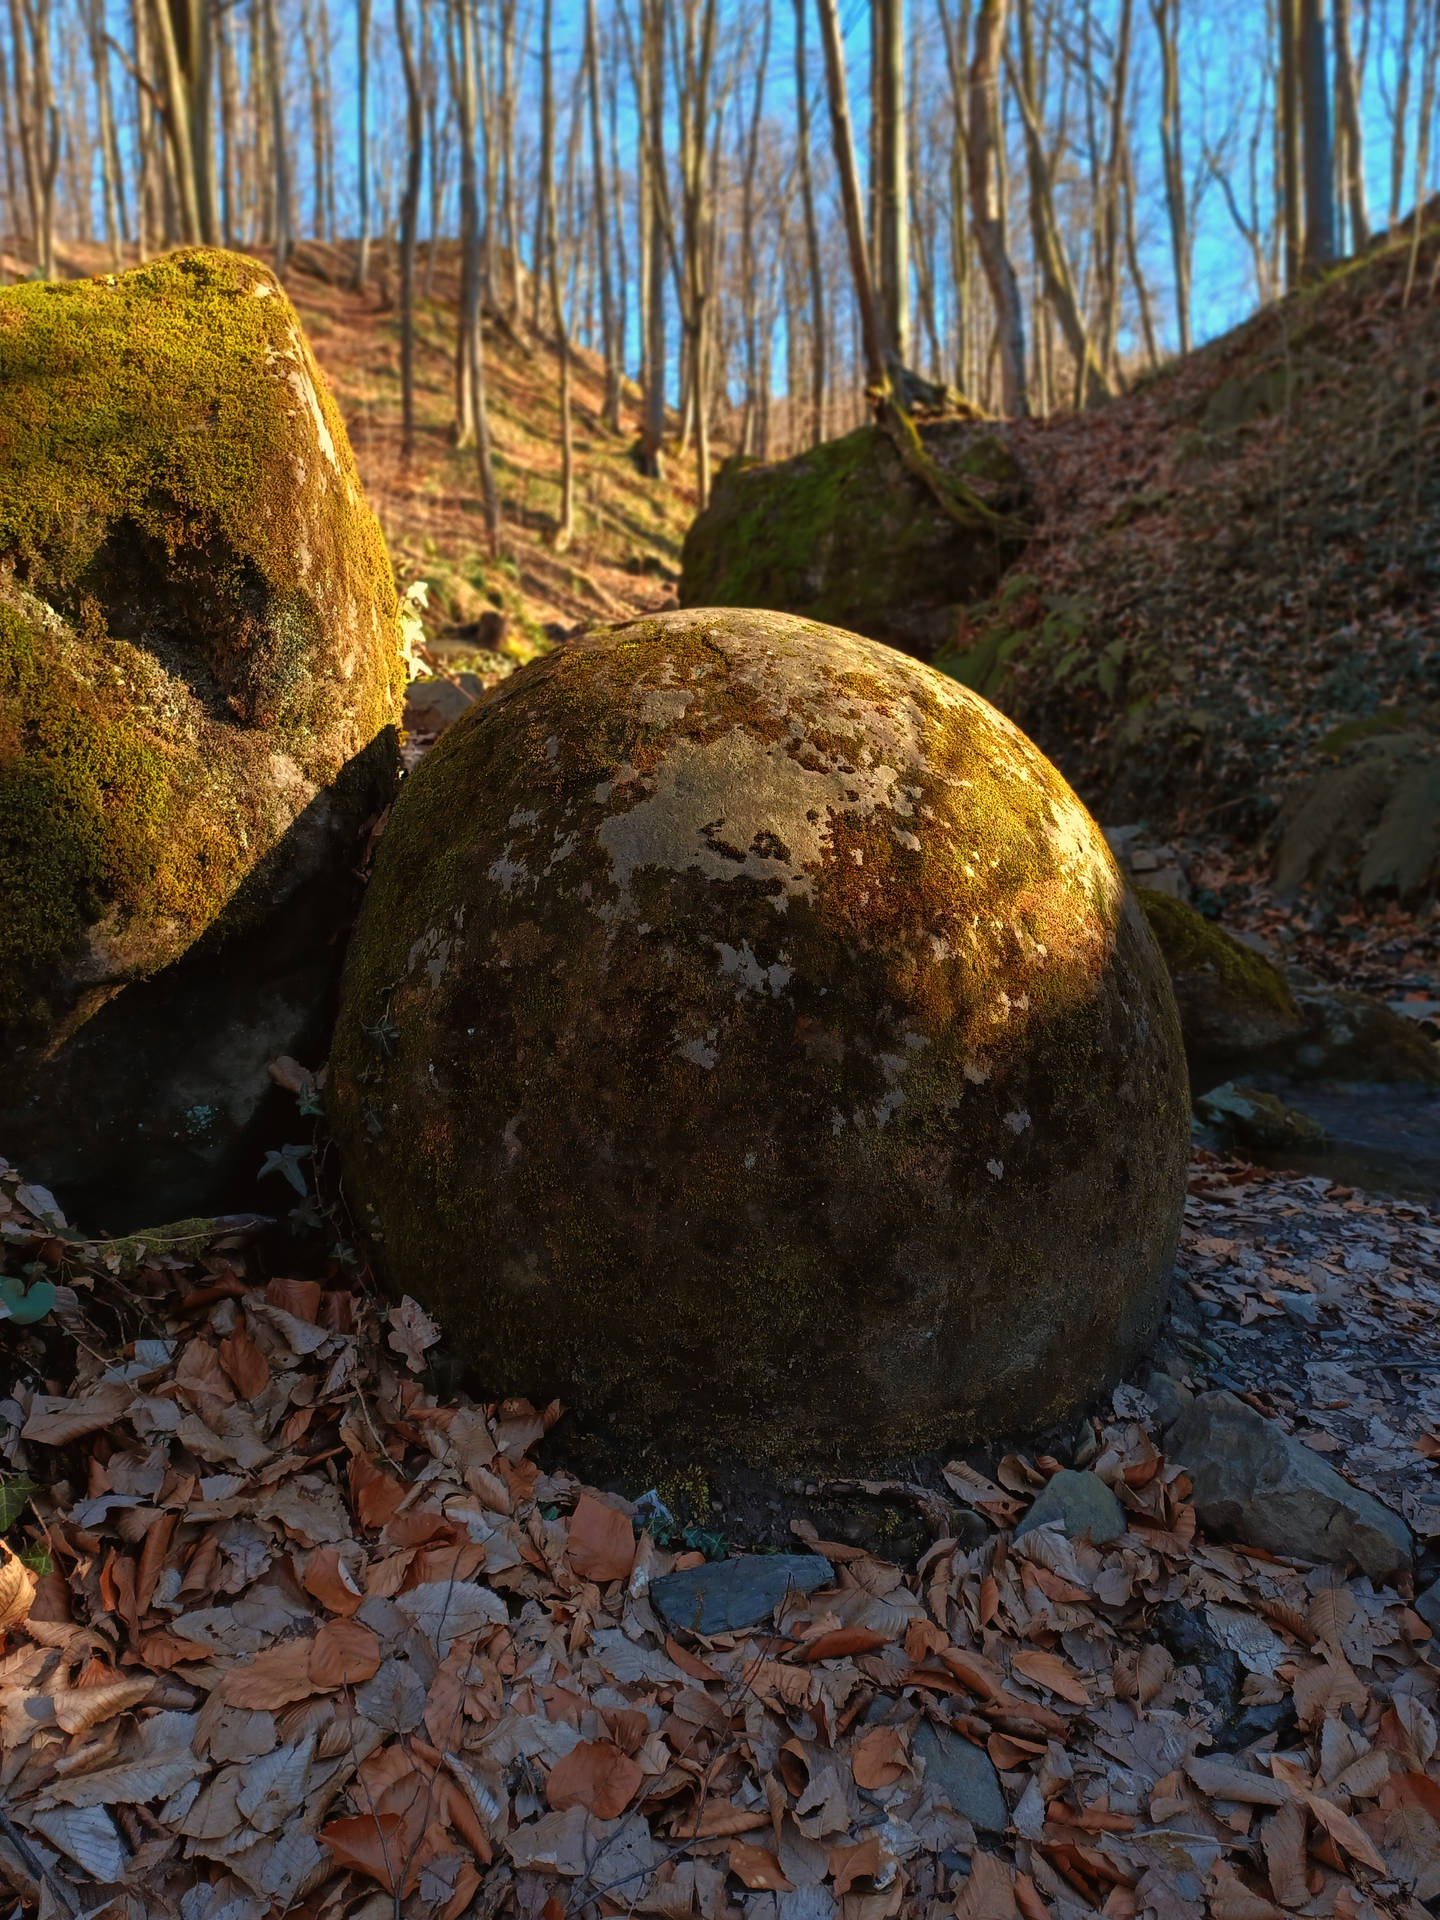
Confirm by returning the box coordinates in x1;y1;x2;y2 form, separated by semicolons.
1141;1370;1194;1430
1415;1578;1440;1633
1168;1391;1412;1586
650;1553;832;1635
912;1722;1008;1833
404;673;483;733
1015;1469;1126;1545
1196;1082;1325;1152
1276;1291;1320;1326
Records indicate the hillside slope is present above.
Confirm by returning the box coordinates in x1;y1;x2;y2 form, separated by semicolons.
953;207;1440;848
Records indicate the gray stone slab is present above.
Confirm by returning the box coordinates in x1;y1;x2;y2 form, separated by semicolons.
650;1553;833;1636
1015;1468;1126;1545
1168;1390;1412;1586
912;1722;1008;1833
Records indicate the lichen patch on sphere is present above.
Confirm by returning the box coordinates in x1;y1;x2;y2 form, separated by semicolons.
329;608;1189;1463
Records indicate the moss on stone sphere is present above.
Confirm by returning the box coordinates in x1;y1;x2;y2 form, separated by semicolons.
329;609;1189;1461
0;248;403;1049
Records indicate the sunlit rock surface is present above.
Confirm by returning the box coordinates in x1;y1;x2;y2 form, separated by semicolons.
330;608;1189;1460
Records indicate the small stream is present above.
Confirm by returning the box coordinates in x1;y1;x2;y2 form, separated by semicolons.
1225;1078;1440;1206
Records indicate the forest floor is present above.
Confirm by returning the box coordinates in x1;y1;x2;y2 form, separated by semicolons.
1;1152;1438;1920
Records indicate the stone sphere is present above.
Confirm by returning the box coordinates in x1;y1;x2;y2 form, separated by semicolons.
329;609;1189;1460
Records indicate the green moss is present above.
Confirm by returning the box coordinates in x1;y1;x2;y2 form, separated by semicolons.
330;610;1189;1465
0;250;403;1042
678;426;1028;657
1137;888;1298;1023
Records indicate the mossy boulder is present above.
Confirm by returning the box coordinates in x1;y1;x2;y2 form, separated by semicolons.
678;423;1031;662
0;248;403;1052
0;249;402;1226
329;607;1189;1462
1274;717;1440;904
1137;889;1304;1075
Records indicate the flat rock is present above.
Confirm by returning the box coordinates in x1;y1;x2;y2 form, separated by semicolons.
1168;1391;1412;1586
912;1722;1008;1833
1016;1469;1126;1545
1416;1578;1440;1633
650;1553;832;1636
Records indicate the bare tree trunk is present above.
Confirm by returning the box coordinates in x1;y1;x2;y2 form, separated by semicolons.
814;0;887;390
1150;0;1191;349
1401;0;1436;305
1279;0;1303;283
263;0;291;271
1121;130;1160;369
1299;0;1336;272
395;0;424;454
353;0;373;287
218;0;239;244
1389;0;1416;228
876;0;909;359
149;0;201;240
422;0;443;297
539;0;574;545
586;0;621;431
88;0;126;262
301;0;328;240
1097;0;1133;384
1333;0;1368;247
793;0;825;445
967;0;1028;414
739;0;771;456
1011;0;1112;401
639;0;666;477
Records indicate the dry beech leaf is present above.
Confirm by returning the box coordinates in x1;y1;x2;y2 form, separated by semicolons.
545;1738;643;1819
218;1323;270;1400
302;1544;366;1616
729;1840;794;1891
310;1617;382;1688
953;1848;1018;1919
852;1723;909;1789
800;1626;889;1663
1010;1648;1090;1706
387;1296;442;1372
564;1493;635;1583
0;1540;36;1632
321;1811;419;1895
267;1276;322;1322
222;1637;319;1709
828;1836;889;1898
51;1676;155;1736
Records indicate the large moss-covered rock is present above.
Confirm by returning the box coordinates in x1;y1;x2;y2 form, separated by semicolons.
0;250;402;1226
329;609;1189;1461
1274;713;1440;904
1138;889;1303;1075
678;424;1031;660
0;248;403;1052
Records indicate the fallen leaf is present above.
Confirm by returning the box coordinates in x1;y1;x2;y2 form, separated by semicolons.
954;1848;1018;1918
0;1540;36;1632
222;1637;318;1709
564;1492;635;1583
800;1626;889;1663
310;1617;382;1688
321;1811;419;1895
729;1840;794;1890
387;1295;443;1371
828;1835;889;1897
852;1723;909;1789
1011;1648;1090;1706
545;1739;643;1819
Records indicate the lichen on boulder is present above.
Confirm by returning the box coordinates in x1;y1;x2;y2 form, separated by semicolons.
329;608;1190;1461
0;248;404;1053
678;423;1031;661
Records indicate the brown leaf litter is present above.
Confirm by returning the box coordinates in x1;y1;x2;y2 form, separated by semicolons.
1;1151;1438;1920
